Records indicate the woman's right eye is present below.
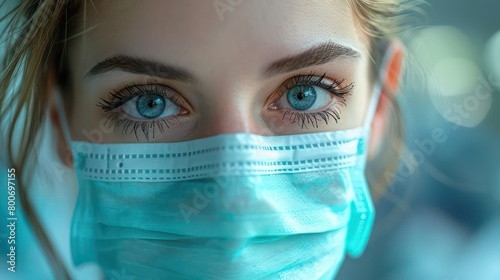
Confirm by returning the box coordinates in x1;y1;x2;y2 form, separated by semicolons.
97;83;188;119
121;94;180;119
96;83;192;141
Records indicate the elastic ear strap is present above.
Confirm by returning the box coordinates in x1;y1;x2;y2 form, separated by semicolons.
363;82;382;130
347;45;399;258
363;44;398;130
54;87;73;145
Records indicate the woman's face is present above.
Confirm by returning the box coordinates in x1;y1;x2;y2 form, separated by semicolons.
64;0;372;143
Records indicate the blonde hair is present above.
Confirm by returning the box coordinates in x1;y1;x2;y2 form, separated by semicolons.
0;1;421;278
348;0;426;200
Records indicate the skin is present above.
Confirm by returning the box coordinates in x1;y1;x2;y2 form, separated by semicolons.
49;0;402;164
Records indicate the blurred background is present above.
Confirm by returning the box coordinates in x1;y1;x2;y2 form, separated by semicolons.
1;1;499;279
337;1;500;279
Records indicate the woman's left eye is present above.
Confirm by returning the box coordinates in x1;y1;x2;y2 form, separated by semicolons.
97;83;188;120
122;94;179;119
278;84;332;111
270;74;353;112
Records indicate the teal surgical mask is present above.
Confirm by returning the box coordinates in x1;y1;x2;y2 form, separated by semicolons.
57;51;391;279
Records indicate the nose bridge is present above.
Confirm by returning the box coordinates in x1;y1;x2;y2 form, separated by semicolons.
211;102;254;134
197;79;266;137
193;38;269;137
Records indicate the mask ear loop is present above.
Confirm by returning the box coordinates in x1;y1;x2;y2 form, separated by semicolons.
346;44;399;258
363;43;397;131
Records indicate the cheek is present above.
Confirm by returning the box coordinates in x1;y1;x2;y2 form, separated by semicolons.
68;94;107;143
67;78;124;143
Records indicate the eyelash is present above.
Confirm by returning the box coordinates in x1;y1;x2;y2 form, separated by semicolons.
103;111;180;141
96;74;354;140
274;72;354;129
96;83;182;112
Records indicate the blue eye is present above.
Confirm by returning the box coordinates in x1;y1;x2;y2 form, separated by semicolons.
121;94;180;119
270;74;353;115
136;94;166;118
96;83;190;140
275;84;333;112
287;85;317;111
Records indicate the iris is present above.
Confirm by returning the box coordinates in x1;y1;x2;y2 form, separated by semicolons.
287;85;317;110
136;94;166;118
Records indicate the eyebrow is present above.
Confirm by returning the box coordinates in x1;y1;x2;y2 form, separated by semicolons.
263;41;361;77
85;41;360;82
85;54;198;83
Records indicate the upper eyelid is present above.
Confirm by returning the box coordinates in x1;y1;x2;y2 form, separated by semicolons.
269;74;354;102
283;74;329;89
97;83;184;112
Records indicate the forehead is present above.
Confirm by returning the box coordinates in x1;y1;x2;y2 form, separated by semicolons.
72;0;366;75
